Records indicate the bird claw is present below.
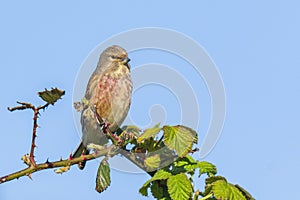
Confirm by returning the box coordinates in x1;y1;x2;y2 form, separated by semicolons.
91;105;111;133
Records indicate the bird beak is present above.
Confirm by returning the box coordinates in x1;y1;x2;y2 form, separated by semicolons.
122;57;130;64
122;57;131;69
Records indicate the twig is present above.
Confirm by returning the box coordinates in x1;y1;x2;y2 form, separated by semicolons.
0;145;114;184
8;101;50;166
7;101;34;112
4;100;154;184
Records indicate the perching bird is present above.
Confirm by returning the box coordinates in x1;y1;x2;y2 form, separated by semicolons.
73;45;132;169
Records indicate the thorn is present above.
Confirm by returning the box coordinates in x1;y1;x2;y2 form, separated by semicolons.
27;174;33;180
82;156;87;161
69;153;73;160
45;159;53;168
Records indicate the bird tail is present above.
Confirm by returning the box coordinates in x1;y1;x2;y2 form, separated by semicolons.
73;142;89;170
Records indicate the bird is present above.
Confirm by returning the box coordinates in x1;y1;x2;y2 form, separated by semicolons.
73;45;132;169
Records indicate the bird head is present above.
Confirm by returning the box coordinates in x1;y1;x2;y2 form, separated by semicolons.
96;45;131;73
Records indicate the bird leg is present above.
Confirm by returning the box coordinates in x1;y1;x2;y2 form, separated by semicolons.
91;105;121;144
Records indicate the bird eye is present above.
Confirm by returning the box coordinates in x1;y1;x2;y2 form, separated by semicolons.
111;55;119;59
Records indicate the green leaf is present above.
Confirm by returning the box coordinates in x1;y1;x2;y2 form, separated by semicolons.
167;173;193;200
151;169;172;181
139;185;149;197
139;185;149;196
235;184;255;200
139;169;172;196
174;158;216;177
144;154;161;171
38;88;65;105
163;125;197;157
150;181;164;199
175;155;196;167
203;176;227;197
204;176;252;200
151;180;171;200
212;180;246;200
197;161;217;177
205;176;226;185
137;123;161;143
172;156;197;175
95;158;111;193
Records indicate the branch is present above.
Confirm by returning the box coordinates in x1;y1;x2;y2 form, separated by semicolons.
2;94;156;184
8;101;50;166
7;101;35;111
0;145;114;184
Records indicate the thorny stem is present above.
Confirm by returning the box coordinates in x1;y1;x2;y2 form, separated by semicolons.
8;102;50;167
29;108;39;166
0;146;114;184
2;100;181;185
2;101;155;185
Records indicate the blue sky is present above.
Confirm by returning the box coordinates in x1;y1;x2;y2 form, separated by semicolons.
0;1;300;199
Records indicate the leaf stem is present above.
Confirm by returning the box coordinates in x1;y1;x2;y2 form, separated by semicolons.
200;193;213;200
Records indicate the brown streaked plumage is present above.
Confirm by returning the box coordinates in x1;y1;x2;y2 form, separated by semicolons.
73;45;132;169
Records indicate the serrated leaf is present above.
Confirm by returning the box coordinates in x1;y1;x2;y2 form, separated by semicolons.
211;180;247;200
139;169;172;196
174;159;216;177
235;184;255;200
151;169;172;181
167;173;193;200
204;176;252;200
197;161;217;177
203;176;226;197
205;176;227;186
139;185;149;197
144;154;161;171
95;158;111;193
151;180;171;200
163;125;197;157
38;88;65;105
175;155;196;167
143;169;172;187
137;123;161;143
